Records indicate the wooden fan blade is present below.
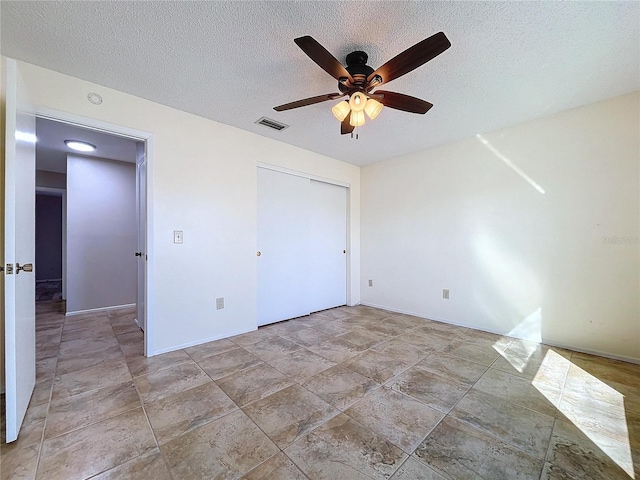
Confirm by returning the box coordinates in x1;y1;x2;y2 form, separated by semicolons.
368;32;451;86
375;90;433;114
295;36;354;83
274;93;343;112
341;112;354;135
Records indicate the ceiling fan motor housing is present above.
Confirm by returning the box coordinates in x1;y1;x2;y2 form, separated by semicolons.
339;51;375;92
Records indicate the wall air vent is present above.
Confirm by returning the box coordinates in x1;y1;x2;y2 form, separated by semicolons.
255;117;289;131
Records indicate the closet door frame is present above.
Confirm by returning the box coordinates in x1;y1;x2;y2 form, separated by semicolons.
256;162;353;310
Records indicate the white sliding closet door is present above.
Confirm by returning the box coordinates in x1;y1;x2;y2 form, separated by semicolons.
257;168;311;326
257;168;348;326
308;180;347;313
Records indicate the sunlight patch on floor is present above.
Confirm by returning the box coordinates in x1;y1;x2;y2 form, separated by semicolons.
535;351;635;478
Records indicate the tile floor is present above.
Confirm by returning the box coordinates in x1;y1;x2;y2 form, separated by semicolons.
1;300;638;479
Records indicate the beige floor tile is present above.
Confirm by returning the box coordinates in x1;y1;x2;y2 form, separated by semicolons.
308;319;354;336
5;403;47;450
241;451;308;480
474;368;561;417
60;322;114;343
314;307;356;321
37;407;156;480
161;409;279;479
196;347;263;380
301;364;379;410
307;336;367;363
490;340;571;383
546;418;635;480
216;363;293;406
0;443;40;480
343;350;413;384
263;320;311;337
451;389;555;458
243;384;338;448
45;381;140;440
384;313;428;330
243;336;304;362
36;356;57;381
285;413;407;480
387;367;469;414
126;349;192;378
111;322;143;337
415;352;488;386
345;387;444;453
415;416;543;480
267;348;336;383
91;448;172;480
184;338;239;362
29;377;53;407
279;328;334;347
341;314;385;330
134;361;210;404
395;330;456;352
390;456;446;480
52;357;132;401
563;362;640;415
372;338;431;366
415;321;468;338
336;329;389;349
145;381;237;444
58;335;119;359
231;328;276;346
55;344;125;376
570;352;640;389
441;338;503;366
557;391;636;446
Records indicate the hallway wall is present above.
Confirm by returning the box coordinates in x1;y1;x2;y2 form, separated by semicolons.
66;155;137;313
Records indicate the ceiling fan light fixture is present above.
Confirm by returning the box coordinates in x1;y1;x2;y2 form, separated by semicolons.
349;110;365;127
349;92;367;112
332;101;351;122
364;98;383;120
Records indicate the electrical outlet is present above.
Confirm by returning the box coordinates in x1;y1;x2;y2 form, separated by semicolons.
368;280;373;287
443;289;449;300
216;297;224;310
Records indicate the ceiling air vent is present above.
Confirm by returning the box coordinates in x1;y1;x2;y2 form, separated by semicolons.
255;117;289;131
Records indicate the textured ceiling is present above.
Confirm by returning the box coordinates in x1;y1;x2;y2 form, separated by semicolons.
3;1;639;166
36;117;139;174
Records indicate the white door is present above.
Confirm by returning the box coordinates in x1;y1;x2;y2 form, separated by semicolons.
257;168;311;326
308;180;347;312
135;142;146;336
4;58;36;443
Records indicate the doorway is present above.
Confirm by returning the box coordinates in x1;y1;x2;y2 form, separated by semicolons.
34;115;150;351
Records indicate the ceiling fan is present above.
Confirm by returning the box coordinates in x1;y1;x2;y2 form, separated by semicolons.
273;32;451;135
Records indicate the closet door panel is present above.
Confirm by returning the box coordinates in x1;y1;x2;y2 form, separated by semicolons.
257;168;311;326
308;180;347;312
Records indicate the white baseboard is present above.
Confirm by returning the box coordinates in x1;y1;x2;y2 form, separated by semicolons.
151;326;256;356
65;303;136;317
359;302;640;365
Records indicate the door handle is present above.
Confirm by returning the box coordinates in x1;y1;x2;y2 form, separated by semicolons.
135;252;143;257
16;263;33;274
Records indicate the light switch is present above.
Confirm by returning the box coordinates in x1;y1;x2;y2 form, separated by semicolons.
173;230;183;244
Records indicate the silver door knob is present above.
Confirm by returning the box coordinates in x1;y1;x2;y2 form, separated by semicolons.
16;263;33;274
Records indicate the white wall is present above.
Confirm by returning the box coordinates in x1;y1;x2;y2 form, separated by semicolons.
66;155;137;313
361;91;640;361
14;59;360;354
